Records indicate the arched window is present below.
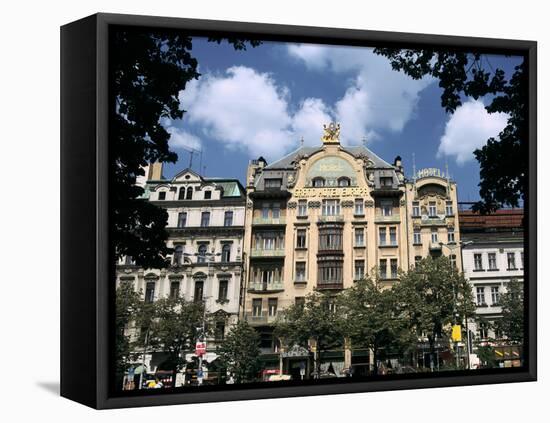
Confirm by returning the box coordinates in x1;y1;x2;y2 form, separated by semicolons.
312;177;325;187
222;244;231;262
338;177;350;187
178;187;186;200
173;245;183;265
186;186;193;200
197;244;207;263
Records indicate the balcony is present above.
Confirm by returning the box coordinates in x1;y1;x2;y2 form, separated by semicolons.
419;215;447;226
318;215;344;223
245;312;278;325
252;216;286;226
247;281;284;292
374;214;401;224
250;248;285;258
316;282;344;290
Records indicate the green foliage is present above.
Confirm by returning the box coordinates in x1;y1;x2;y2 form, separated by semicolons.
373;48;527;213
476;345;499;369
110;29;260;268
494;278;524;344
338;277;416;365
394;257;476;354
115;282;142;376
217;321;261;383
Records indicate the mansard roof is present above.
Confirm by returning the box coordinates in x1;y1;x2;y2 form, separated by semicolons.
263;144;394;170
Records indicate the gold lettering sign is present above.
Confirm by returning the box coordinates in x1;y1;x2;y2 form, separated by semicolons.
319;163;344;172
293;187;371;198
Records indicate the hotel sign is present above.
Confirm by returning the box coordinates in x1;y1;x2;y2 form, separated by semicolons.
294;186;371;198
416;168;447;179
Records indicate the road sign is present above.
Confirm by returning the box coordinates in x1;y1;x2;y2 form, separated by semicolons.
195;342;206;356
451;325;462;342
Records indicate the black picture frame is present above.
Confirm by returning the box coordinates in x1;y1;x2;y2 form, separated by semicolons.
61;12;537;409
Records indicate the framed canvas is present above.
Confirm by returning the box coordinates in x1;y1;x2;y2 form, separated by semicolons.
60;13;537;409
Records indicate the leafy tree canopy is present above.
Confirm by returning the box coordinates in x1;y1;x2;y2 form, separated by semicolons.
494;278;524;344
374;48;527;213
217;321;261;383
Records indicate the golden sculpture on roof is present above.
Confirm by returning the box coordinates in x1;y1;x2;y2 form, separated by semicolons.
322;122;340;144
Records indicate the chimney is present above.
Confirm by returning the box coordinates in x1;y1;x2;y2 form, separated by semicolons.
148;162;164;180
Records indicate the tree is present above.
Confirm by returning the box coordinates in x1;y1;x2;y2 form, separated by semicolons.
134;295;207;378
374;47;527;213
274;292;342;378
115;282;142;381
338;278;416;374
111;28;260;268
394;257;476;366
494;278;524;344
217;321;261;383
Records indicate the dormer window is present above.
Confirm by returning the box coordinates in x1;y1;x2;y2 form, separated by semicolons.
186;187;193;200
265;178;282;190
338;177;350;187
313;177;325;187
158;191;166;201
204;190;212;199
380;176;393;187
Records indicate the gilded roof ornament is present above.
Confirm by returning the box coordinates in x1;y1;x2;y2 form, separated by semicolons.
321;122;341;144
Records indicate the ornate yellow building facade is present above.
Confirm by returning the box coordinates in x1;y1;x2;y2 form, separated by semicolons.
242;124;461;361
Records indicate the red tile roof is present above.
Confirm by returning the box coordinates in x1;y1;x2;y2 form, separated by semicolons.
458;209;524;229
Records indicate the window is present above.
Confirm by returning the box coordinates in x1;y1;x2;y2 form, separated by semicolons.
429;202;437;217
296;229;307;248
507;252;517;270
390;259;398;278
218;280;228;301
478;322;488;339
447;227;455;243
252;299;262;317
178;187;186;200
319;227;343;250
413;228;421;245
474;253;483;271
194;281;204;302
221;244;231;262
355;228;365;247
389;227;397;245
312;177;325;187
262;236;276;250
431;228;438;243
185;186;193;200
145;281;155;303
204;190;212;199
354;260;365;280
476;287;486;306
354;198;364;215
318;261;343;285
297;200;307;216
224;211;233;227
268;298;278;317
177;212;187;228
295;262;306;282
414;256;422;267
272;203;280;219
412;201;420;217
215;322;225;341
338;177;350;187
197;244;207;263
379;259;387;279
158;191;166;201
488;253;497;270
380;176;393;187
322;199;340;216
381;200;393;216
379;227;387;246
265;178;282;189
173;245;183;265
491;286;500;305
261;204;269;219
450;254;457;268
446;201;453;216
170;281;180;299
200;211;210;227
295;297;305;308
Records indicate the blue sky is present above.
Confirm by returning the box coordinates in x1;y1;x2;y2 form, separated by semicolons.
161;38;522;202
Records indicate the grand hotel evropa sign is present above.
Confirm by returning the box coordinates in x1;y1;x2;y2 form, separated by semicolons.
293;186;372;198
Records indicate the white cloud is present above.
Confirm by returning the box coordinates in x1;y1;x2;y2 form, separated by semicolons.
437;99;508;165
291;98;333;146
166;126;202;151
287;44;434;144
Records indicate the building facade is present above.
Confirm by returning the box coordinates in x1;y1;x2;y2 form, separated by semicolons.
116;165;246;376
459;207;524;365
242;123;462;376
